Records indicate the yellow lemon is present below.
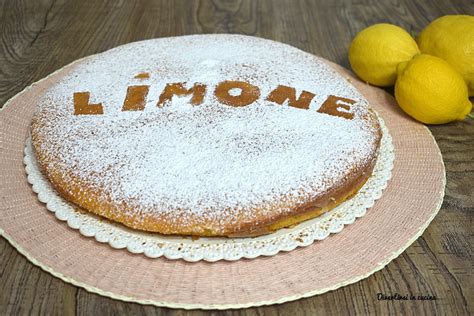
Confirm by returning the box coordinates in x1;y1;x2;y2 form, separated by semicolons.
395;54;472;124
417;15;474;96
349;23;420;87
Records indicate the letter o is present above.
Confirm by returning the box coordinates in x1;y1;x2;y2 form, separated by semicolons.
214;80;260;107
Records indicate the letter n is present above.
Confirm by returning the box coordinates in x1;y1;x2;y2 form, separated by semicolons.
266;85;315;109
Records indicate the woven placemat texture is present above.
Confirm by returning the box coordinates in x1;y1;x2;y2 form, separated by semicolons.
0;59;445;310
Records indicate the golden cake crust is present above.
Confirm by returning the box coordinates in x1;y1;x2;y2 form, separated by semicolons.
30;35;382;237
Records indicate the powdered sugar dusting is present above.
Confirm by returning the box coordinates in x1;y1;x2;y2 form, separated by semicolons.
31;35;380;233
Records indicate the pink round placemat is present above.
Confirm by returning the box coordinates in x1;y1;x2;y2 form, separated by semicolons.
0;58;445;310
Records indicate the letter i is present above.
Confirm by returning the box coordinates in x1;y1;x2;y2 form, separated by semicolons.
122;72;151;111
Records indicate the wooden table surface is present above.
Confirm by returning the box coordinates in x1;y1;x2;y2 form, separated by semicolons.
1;0;472;315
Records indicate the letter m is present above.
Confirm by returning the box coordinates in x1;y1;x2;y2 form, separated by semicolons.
157;82;207;107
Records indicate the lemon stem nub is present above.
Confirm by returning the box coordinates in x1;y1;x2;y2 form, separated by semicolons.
467;112;474;120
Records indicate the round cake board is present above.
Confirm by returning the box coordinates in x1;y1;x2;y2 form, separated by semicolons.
0;57;445;310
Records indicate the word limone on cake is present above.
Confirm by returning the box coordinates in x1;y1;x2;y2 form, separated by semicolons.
74;75;356;120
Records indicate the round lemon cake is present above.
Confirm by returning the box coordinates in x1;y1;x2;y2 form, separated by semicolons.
30;35;382;237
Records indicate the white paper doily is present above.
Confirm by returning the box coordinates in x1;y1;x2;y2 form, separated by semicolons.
24;115;394;262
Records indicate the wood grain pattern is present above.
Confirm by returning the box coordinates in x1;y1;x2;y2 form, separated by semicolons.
0;0;472;314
